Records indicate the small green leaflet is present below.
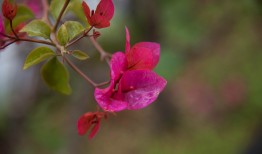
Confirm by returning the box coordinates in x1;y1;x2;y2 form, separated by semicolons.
64;21;84;41
41;57;72;95
57;21;84;46
57;24;69;46
23;47;55;70
20;20;51;39
72;50;89;60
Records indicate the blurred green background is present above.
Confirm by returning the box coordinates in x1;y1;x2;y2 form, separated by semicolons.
1;0;262;153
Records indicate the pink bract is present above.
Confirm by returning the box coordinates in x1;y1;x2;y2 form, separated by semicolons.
77;112;106;139
82;0;114;29
94;28;167;112
125;27;160;70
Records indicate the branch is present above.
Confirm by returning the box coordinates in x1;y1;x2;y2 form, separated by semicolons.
64;57;97;87
89;36;111;64
66;26;93;48
10;20;18;38
53;0;71;32
0;40;17;50
19;38;55;46
0;33;55;47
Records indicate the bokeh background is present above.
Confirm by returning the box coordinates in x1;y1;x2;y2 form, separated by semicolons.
1;0;262;153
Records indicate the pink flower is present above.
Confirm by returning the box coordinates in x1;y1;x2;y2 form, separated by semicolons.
95;27;167;112
82;0;114;29
2;0;17;20
77;111;107;139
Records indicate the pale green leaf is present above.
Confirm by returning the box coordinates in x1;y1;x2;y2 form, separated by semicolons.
41;57;72;95
57;24;69;46
20;20;51;39
64;21;84;41
72;50;89;60
50;0;66;20
23;47;55;70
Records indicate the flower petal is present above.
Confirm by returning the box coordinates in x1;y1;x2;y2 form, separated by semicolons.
77;113;94;135
125;27;130;53
82;1;92;25
88;120;101;140
110;52;127;81
94;52;128;112
91;14;110;28
95;0;114;21
119;70;167;110
95;85;128;112
126;42;160;70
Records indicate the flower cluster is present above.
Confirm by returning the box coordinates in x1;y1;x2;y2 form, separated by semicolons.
1;0;167;140
79;0;166;139
95;28;167;112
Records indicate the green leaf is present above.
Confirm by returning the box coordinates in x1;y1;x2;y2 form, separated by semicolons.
57;24;69;46
50;0;66;20
20;20;51;39
23;47;55;70
4;5;34;33
64;21;84;41
72;50;89;60
41;57;72;95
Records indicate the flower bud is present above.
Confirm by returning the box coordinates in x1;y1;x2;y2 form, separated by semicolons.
2;0;17;20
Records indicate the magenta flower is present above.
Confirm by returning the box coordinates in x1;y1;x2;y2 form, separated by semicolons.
82;0;114;29
95;27;167;112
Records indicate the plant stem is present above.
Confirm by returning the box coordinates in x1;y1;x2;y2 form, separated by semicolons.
10;20;18;38
0;40;16;49
89;36;111;64
64;57;109;88
53;0;71;32
0;33;55;47
64;57;97;87
66;26;93;48
19;38;55;46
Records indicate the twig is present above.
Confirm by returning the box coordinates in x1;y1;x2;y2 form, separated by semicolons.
0;33;55;47
19;38;55;46
66;26;93;48
64;57;97;87
89;36;111;64
9;20;18;38
53;0;71;32
0;40;17;49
